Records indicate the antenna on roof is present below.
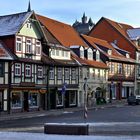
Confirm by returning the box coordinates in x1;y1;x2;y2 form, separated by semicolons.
27;0;31;12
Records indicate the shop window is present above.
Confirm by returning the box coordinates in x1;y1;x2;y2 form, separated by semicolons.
12;92;22;108
29;93;38;107
0;62;4;77
56;91;63;107
69;91;76;106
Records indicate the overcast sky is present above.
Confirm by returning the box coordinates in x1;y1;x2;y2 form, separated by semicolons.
0;0;140;27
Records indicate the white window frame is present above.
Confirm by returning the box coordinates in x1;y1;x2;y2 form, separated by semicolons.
88;51;93;60
96;50;100;61
25;64;31;77
57;67;62;80
71;68;76;80
65;68;69;80
37;66;43;78
16;37;22;52
49;67;54;79
36;41;41;55
62;50;64;57
26;39;32;54
15;63;21;76
51;49;55;56
56;49;59;56
118;63;122;74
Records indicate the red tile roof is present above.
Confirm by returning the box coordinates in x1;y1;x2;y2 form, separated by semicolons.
104;17;133;37
72;52;108;69
81;34;135;63
103;17;137;49
37;14;88;48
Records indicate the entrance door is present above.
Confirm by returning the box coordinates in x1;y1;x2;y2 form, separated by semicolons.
23;92;29;111
126;87;129;98
0;91;3;111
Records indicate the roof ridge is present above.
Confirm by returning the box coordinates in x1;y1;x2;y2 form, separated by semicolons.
37;14;71;27
104;17;133;27
0;11;32;18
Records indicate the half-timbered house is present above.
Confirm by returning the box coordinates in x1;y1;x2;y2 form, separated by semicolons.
37;15;108;106
0;11;48;112
81;34;136;100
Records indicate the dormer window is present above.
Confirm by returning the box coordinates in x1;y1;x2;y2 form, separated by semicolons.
108;49;112;55
88;48;93;60
96;50;100;61
80;46;84;59
126;53;130;58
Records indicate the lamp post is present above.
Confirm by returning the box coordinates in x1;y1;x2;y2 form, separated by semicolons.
84;77;88;120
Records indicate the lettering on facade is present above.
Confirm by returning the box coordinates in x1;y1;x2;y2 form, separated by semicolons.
20;82;35;87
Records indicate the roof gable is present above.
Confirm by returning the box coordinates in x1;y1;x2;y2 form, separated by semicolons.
89;17;137;50
0;11;32;36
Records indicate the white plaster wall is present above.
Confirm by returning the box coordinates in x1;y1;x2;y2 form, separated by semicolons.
78;67;108;107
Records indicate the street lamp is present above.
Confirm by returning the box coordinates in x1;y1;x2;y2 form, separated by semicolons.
84;77;88;120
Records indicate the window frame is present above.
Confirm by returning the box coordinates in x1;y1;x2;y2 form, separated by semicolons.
118;63;122;74
16;37;22;52
14;63;21;76
36;40;41;55
49;67;55;80
57;67;62;80
25;64;31;77
37;66;43;78
65;68;69;80
71;68;76;80
26;39;32;54
0;62;4;77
